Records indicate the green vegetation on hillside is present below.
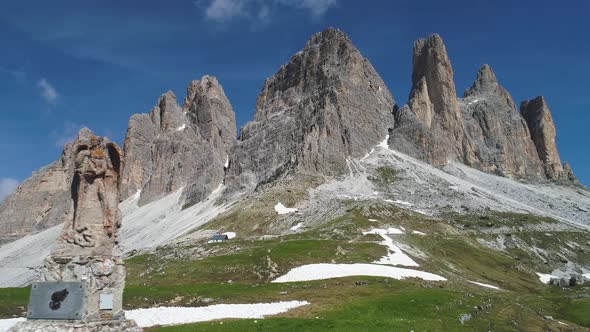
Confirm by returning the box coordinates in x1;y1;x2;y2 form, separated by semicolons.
2;205;589;331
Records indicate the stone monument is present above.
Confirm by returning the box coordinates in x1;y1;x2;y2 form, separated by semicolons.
10;129;142;331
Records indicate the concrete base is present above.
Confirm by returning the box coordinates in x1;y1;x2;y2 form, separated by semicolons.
8;319;143;332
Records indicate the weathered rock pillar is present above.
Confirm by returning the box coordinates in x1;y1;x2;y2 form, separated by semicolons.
10;129;142;331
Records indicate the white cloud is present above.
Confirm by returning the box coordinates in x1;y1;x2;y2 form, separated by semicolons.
37;78;58;103
199;0;336;23
0;178;19;202
280;0;337;17
205;0;246;22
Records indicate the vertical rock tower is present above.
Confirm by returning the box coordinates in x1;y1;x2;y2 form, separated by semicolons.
390;34;466;166
520;96;572;181
11;129;141;331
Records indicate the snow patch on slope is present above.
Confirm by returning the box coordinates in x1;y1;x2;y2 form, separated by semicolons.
0;318;25;332
126;301;309;328
274;203;298;215
290;222;303;231
363;228;403;235
373;233;419;267
272;263;446;282
468;280;501;290
0;301;309;330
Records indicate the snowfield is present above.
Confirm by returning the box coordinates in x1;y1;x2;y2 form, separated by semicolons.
274;202;298;214
126;301;309;328
0;318;25;332
363;228;403;235
372;233;419;267
0;301;309;331
536;273;558;284
468;280;501;290
271;263;446;282
290;222;303;231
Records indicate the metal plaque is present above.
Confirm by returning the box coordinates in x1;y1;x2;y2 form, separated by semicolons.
99;293;114;310
27;282;85;320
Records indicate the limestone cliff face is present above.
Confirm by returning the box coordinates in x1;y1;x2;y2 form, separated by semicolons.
460;65;544;178
389;34;575;182
226;28;396;190
0;29;580;246
520;96;566;180
0;149;73;245
121;76;236;207
390;34;466;166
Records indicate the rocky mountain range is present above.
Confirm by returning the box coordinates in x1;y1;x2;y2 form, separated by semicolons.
0;28;580;243
120;75;236;207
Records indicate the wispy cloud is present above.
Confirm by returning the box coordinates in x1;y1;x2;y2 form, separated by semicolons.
0;178;19;202
205;0;246;22
37;78;58;104
284;0;338;17
198;0;337;23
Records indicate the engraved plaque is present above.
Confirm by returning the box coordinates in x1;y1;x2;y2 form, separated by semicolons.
99;293;114;310
27;282;85;320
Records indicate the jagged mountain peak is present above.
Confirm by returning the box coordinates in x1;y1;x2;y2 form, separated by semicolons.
463;64;518;111
411;34;454;92
303;27;352;50
228;28;396;190
75;127;94;141
521;95;549;115
184;74;236;153
253;27;385;123
413;33;444;54
121;75;236;206
149;90;183;133
183;75;226;111
464;64;502;97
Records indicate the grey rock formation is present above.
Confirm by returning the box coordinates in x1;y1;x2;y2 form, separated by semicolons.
389;34;575;182
0;141;76;245
120;76;236;207
183;76;237;154
390;34;466;166
520;96;567;180
226;28;396;190
549;273;587;287
459;64;544;178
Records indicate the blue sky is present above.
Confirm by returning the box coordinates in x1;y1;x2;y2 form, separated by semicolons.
1;0;589;200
